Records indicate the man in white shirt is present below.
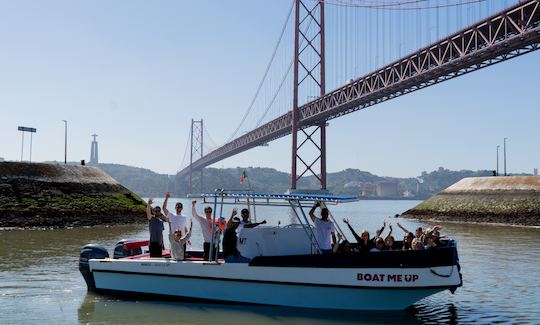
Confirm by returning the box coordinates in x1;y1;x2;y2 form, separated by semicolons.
191;200;218;261
308;202;337;254
163;192;189;259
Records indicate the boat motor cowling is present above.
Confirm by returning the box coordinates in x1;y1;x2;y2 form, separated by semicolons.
79;244;109;291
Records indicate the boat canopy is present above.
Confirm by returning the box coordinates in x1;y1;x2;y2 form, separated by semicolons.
188;190;358;206
188;190;358;255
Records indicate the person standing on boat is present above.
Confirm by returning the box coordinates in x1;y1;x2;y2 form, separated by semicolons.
163;192;189;259
191;200;218;261
223;215;250;263
309;202;337;254
146;198;166;258
236;208;266;234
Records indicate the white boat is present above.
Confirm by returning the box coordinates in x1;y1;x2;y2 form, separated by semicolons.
79;191;462;310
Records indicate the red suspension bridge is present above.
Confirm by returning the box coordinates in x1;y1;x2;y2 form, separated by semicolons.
178;0;540;192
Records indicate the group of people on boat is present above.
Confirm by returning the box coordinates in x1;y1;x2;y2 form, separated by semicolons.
146;193;267;262
307;202;444;254
146;192;192;260
146;195;444;262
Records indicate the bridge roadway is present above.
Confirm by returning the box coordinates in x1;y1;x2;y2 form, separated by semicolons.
178;0;540;178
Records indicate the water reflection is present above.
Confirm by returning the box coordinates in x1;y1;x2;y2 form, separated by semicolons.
0;225;147;272
78;293;420;325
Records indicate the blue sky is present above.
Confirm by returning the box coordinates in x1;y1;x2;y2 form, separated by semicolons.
0;0;538;178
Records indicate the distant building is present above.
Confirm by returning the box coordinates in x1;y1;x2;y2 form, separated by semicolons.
0;157;4;162
376;181;399;197
403;190;414;198
535;168;538;176
90;134;99;164
344;181;362;188
359;182;377;197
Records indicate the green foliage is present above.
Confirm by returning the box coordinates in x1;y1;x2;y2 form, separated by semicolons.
95;163;169;197
98;162;501;199
417;167;492;198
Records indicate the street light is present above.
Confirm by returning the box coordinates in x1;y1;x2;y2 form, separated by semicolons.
503;137;508;176
62;120;67;164
496;145;500;176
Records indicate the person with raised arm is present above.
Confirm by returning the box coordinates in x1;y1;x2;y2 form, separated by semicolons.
397;222;424;240
163;192;189;260
309;202;337;254
222;209;250;263
236;208;267;234
191;200;218;261
342;218;386;252
384;224;396;250
146;198;166;258
170;222;192;261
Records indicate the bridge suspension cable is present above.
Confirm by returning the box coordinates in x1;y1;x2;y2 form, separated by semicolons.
226;0;295;143
203;123;219;153
178;127;192;172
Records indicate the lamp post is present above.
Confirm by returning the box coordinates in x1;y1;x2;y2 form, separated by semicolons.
62;120;67;164
503;137;507;176
496;145;500;176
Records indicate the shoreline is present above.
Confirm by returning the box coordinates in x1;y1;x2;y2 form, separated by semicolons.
400;214;540;229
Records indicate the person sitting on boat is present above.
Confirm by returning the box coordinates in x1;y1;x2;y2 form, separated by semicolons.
371;237;386;252
163;192;189;259
402;232;414;250
397;222;424;241
170;221;192;261
223;215;250;263
146;198;167;258
309;202;337;254
423;228;443;249
423;226;444;244
411;238;425;250
191;200;218;261
342;218;386;252
382;224;397;250
333;233;354;254
236;208;266;234
424;235;438;249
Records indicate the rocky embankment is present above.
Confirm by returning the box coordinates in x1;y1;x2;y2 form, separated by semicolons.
402;176;540;226
0;162;147;228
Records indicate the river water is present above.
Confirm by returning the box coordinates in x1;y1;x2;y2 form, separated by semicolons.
1;199;539;324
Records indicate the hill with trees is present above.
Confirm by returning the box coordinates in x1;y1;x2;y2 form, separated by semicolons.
94;163;505;199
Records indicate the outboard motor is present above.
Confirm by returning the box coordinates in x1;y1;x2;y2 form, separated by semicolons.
113;239;143;259
79;244;109;291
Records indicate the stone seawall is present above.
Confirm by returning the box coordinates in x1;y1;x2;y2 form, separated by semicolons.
402;176;540;226
0;162;147;228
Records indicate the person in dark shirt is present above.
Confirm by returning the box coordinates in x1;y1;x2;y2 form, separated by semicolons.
222;216;250;263
146;198;167;257
343;218;386;252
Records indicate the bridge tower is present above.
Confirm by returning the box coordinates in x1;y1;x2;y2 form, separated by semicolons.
189;119;204;194
90;134;99;164
291;0;326;191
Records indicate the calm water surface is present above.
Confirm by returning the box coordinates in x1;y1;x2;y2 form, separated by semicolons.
1;199;539;324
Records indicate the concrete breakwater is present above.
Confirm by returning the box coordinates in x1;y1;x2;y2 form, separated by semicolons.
0;162;146;228
402;176;540;226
